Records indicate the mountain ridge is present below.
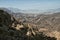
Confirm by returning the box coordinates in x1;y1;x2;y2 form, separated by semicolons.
0;7;60;14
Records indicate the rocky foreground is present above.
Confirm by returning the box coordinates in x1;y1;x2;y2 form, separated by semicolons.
0;10;57;40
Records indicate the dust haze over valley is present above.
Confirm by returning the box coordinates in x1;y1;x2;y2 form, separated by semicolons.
0;0;60;40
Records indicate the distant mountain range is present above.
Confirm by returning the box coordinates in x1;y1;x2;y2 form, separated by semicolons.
0;7;60;14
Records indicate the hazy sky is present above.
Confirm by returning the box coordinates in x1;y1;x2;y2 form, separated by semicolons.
0;0;60;10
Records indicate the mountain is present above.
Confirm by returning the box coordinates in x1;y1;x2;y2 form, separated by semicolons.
45;8;60;13
7;7;22;13
0;8;57;40
0;7;12;14
0;7;60;14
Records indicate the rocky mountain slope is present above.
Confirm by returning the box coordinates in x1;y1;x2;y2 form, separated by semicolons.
10;11;60;40
0;9;57;40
